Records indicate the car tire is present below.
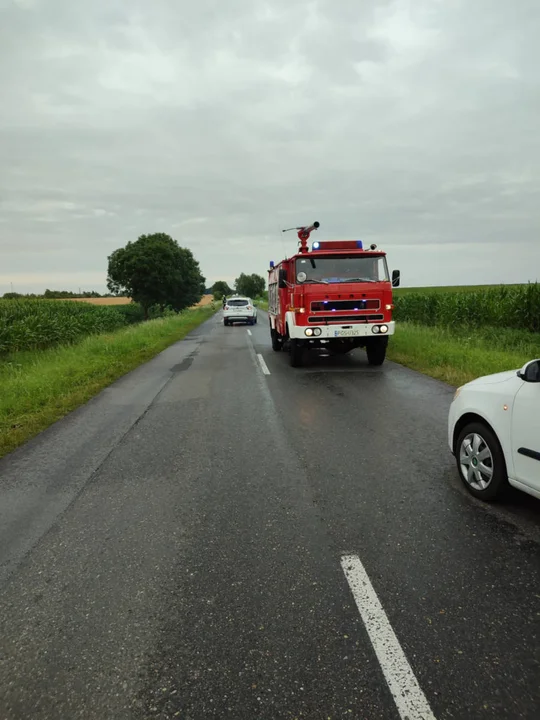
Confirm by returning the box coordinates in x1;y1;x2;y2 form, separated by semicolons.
455;422;509;500
289;339;304;367
224;319;229;326
366;337;387;365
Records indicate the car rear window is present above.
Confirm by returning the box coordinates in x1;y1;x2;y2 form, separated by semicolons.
228;299;249;306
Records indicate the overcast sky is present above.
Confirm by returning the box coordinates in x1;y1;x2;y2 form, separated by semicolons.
1;0;539;294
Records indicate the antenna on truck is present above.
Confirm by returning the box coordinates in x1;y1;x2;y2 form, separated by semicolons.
282;221;320;253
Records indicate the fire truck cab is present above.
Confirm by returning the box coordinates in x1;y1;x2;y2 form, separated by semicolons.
268;226;400;367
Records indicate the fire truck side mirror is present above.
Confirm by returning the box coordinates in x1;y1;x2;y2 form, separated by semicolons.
392;270;401;287
278;269;288;289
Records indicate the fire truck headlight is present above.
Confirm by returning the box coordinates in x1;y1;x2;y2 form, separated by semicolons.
304;328;314;337
385;304;393;311
313;327;322;336
372;325;380;334
380;325;388;333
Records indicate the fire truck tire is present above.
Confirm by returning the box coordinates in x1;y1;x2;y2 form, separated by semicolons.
289;339;304;367
224;319;229;326
271;329;282;351
366;337;387;366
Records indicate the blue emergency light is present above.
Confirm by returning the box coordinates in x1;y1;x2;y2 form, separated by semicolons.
312;241;320;249
269;261;275;268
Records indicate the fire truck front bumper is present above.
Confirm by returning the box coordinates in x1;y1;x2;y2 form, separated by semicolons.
287;319;395;340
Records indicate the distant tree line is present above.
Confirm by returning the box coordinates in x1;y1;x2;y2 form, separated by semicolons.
2;289;118;300
210;273;267;300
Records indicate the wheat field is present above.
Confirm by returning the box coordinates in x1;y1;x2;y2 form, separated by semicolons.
194;294;213;307
60;297;132;305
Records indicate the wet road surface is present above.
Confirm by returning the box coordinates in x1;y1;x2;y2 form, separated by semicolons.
1;312;539;719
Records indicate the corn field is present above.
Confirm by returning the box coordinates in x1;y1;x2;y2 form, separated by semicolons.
394;282;540;333
0;300;129;354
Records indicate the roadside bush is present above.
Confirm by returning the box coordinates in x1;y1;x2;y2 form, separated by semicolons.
114;302;146;324
148;304;178;319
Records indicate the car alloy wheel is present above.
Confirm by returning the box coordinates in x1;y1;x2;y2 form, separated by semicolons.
455;421;508;501
459;432;494;491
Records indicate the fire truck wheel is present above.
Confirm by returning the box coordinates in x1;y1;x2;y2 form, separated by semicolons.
366;337;387;366
271;329;282;351
289;339;304;367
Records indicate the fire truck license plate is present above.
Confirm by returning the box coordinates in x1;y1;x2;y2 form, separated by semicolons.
334;328;361;337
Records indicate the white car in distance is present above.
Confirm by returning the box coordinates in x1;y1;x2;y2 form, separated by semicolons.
223;297;258;326
448;358;540;501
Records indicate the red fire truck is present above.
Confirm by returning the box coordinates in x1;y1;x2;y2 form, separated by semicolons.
268;222;400;367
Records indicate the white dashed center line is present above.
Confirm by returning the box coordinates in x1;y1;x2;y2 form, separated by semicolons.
246;329;252;336
257;354;271;375
341;554;436;720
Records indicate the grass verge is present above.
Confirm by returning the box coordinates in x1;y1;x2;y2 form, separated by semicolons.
0;306;215;459
387;322;540;387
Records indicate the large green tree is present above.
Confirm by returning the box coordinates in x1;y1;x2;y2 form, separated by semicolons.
107;233;205;317
234;273;266;298
211;280;232;300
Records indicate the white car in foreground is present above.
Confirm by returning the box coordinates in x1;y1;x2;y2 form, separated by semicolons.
448;359;540;501
223;296;258;326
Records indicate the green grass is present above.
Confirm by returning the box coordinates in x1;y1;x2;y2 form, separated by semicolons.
387;322;540;387
389;283;540;385
0;306;215;459
254;298;268;311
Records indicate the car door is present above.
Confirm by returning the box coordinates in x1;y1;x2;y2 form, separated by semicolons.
512;363;540;492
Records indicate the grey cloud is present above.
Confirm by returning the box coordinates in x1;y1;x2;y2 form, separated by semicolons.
0;0;539;294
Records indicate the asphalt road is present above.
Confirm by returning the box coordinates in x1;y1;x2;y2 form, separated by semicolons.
1;312;539;720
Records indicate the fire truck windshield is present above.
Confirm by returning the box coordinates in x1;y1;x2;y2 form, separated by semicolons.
295;255;389;284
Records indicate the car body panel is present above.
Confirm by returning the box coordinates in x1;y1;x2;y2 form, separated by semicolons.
512;382;540;493
448;363;540;499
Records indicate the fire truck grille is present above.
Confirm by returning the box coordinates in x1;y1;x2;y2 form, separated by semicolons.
310;299;380;312
308;314;384;324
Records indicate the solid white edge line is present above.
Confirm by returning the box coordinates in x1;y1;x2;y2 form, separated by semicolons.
341;554;436;720
257;354;271;375
247;329;252;336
